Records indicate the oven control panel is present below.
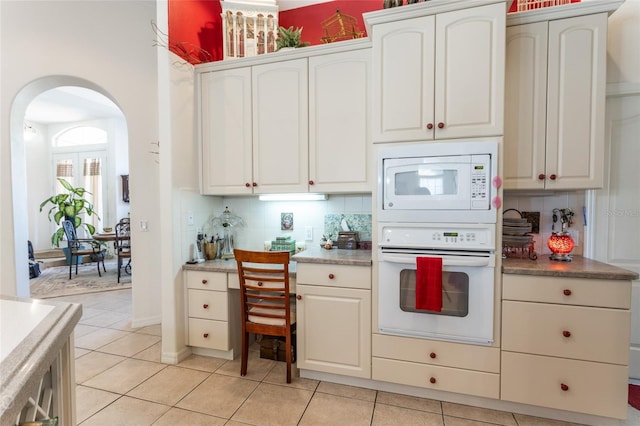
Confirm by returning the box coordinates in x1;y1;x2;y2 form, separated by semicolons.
379;223;495;251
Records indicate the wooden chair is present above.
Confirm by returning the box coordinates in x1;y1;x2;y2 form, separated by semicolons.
115;218;131;283
62;219;105;279
234;249;296;383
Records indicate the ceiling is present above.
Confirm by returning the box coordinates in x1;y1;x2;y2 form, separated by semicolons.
24;86;123;125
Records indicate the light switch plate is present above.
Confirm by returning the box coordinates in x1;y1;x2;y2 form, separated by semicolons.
305;226;313;241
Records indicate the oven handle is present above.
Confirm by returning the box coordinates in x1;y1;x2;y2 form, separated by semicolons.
380;253;493;267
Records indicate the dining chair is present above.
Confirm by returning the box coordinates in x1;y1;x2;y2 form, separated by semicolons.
62;219;106;279
115;218;131;283
234;249;296;383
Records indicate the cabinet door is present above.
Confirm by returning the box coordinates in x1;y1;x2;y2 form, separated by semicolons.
296;284;371;378
200;68;253;195
252;59;308;193
372;15;435;143
434;3;505;139
309;49;372;193
504;22;548;190
545;13;606;190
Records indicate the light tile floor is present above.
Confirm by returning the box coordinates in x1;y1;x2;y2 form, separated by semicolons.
48;288;640;426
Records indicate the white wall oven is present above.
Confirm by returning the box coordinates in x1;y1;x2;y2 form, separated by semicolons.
377;223;496;345
378;140;499;224
376;140;500;346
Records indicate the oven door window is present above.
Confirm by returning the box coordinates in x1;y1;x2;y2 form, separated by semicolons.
398;269;469;317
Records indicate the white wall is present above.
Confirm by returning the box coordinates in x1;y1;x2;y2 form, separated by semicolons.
0;1;161;327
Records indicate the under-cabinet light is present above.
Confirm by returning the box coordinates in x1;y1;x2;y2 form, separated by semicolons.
258;193;328;201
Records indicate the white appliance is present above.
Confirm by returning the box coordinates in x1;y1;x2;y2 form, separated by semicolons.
377;223;496;345
378;139;499;224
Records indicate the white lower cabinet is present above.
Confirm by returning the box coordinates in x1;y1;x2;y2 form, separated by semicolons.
296;263;371;378
185;270;241;359
501;274;632;419
372;333;500;399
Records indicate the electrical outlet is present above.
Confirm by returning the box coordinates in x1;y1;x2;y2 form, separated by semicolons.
305;226;313;241
187;210;195;226
140;220;148;232
521;211;540;233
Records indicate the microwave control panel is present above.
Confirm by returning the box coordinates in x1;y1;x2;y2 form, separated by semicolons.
471;163;489;208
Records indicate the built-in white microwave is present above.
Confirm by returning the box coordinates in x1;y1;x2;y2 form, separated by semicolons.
377;139;500;224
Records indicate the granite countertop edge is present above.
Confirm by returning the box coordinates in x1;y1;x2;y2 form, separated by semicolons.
0;297;82;423
182;248;373;273
502;255;639;280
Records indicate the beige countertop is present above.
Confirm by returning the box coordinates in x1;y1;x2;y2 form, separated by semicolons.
292;247;372;266
502;255;639;280
0;296;82;423
182;248;372;274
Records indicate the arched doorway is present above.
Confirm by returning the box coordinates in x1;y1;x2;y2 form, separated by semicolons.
10;76;128;297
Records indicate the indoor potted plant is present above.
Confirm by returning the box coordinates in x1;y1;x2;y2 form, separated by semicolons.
39;178;100;247
276;26;310;51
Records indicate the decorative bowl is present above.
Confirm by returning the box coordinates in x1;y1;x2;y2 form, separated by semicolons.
103;227;113;233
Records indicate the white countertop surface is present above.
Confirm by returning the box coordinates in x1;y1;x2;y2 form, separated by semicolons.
0;299;54;362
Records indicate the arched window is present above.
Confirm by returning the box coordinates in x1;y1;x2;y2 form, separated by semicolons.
53;126;107;147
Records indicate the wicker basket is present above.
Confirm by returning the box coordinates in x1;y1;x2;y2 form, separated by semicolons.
509;0;579;13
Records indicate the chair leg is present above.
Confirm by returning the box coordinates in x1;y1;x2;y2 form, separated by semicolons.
285;331;292;383
117;256;121;283
68;256;72;280
96;254;102;277
240;332;249;377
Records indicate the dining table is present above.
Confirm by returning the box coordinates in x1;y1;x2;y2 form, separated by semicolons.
92;233;131;274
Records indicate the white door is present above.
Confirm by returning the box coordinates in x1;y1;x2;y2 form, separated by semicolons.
252;58;308;193
52;151;107;238
200;68;253;195
588;91;640;378
503;22;548;190
434;3;505;140
545;13;607;190
371;15;435;143
309;48;371;193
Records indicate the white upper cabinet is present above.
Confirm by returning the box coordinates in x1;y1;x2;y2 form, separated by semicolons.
200;68;253;195
371;3;505;143
504;13;607;190
309;49;372;193
200;59;308;195
252;59;309;193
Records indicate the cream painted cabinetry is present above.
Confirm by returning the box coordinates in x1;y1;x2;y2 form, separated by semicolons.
372;334;500;399
309;48;372;193
501;274;631;419
200;59;308;194
185;270;241;359
370;2;505;143
296;263;371;378
504;12;607;190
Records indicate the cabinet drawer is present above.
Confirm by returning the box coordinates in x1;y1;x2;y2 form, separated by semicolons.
503;274;631;309
501;351;628;419
373;357;499;399
185;270;227;291
296;263;371;289
373;333;499;373
188;318;230;351
188;289;229;321
502;301;629;365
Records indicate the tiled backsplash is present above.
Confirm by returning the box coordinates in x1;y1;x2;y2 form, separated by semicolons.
503;191;586;257
323;214;373;242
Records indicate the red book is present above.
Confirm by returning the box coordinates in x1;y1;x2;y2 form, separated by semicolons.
415;257;443;312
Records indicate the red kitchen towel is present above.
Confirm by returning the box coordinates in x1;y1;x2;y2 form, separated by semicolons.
415;257;443;312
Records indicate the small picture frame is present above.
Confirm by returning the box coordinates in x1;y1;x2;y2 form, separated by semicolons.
281;212;294;230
